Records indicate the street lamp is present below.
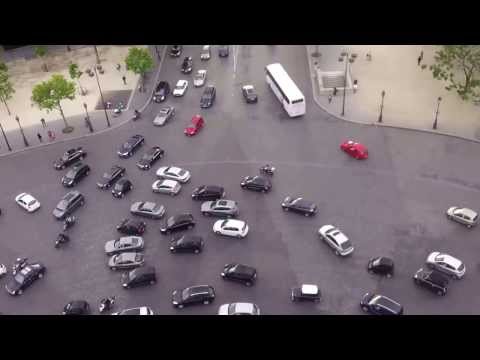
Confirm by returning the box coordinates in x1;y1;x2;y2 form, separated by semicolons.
0;120;12;151
83;103;94;133
93;46;101;64
154;45;161;60
15;115;29;147
340;51;355;117
378;90;386;123
433;96;442;130
93;66;111;128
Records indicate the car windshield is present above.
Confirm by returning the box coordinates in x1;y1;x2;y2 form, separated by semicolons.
341;241;352;250
176;83;184;89
114;183;123;190
195;73;203;79
159;108;169;115
142;153;152;160
56;200;68;210
178;169;186;176
167;217;175;227
242;223;247;231
65;170;76;178
182;288;191;300
14;273;25;283
103;172;113;179
61;154;70;161
123;142;132;149
372;258;381;266
27;199;37;206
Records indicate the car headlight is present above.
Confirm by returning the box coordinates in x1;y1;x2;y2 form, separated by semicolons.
173;301;178;305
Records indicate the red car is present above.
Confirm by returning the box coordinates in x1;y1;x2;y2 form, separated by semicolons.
340;140;368;159
184;115;204;136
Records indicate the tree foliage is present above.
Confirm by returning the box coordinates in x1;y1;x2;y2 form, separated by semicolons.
0;69;15;114
429;45;480;102
68;62;85;95
0;62;7;72
125;47;153;78
34;45;49;71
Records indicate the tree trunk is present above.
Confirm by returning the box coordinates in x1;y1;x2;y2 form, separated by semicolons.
0;94;11;115
43;61;48;72
77;79;86;96
58;102;70;129
94;46;101;64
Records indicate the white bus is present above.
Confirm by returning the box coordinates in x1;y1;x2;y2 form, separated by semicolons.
265;63;306;117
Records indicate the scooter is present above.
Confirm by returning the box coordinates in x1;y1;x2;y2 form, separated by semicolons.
131;110;141;121
55;233;70;249
260;164;276;176
63;215;76;231
99;296;116;313
12;258;28;275
0;264;7;279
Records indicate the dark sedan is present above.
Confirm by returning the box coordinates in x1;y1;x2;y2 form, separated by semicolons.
172;285;215;308
200;85;216;108
97;165;126;189
122;266;156;289
160;213;195;235
291;284;321;302
242;85;258;103
181;56;193;74
240;175;272;193
221;263;257;286
117;134;145;158
117;218;146;236
5;262;46;296
54;147;86;170
281;196;317;216
367;257;394;278
191;185;225;201
136;146;165;170
169;45;182;57
61;162;90;187
360;293;403;315
62;300;90;315
170;234;204;254
112;178;133;198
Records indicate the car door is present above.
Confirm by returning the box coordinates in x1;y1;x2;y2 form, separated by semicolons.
327;235;338;251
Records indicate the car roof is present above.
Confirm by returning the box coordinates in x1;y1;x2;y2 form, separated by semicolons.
188;285;212;293
232;303;256;314
160;179;178;187
458;208;478;218
198;69;207;74
436;253;462;269
230;263;256;275
223;219;245;228
243;85;254;90
172;213;193;221
372;295;402;311
176;234;202;243
216;200;235;207
375;257;394;266
428;270;449;285
301;284;319;294
131;266;155;276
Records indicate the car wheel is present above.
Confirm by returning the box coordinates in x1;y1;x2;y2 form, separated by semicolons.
261;189;267;193
80;200;85;206
121;193;125;198
150;280;156;285
86;170;90;176
437;290;445;296
335;250;340;256
245;281;252;287
291;294;296;302
283;207;289;212
38;272;44;279
467;224;472;228
194;249;200;254
304;213;310;217
203;300;210;305
112;267;117;271
414;278;421;285
236;234;242;238
215;231;221;234
202;212;209;216
188;225;193;229
170;192;175;197
18;289;23;295
386;273;392;278
361;306;369;312
177;304;184;309
130;185;133;190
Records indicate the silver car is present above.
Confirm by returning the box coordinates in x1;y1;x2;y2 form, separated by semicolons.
194;69;207;87
426;252;466;279
201;199;238;218
318;225;354;256
153;106;175;126
152;179;181;196
156;166;191;183
105;236;144;256
218;302;260;315
446;206;478;228
130;201;165;219
108;252;145;270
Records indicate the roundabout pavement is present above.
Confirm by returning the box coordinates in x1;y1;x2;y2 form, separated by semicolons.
0;45;479;314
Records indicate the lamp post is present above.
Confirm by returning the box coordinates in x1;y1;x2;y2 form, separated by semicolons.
378;90;385;123
93;66;110;128
93;46;101;64
0;120;11;151
340;51;355;117
15;115;29;147
433;96;442;130
83;102;94;133
154;45;161;60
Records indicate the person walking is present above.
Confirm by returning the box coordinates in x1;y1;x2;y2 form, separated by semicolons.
328;94;333;103
37;133;43;143
40;118;46;128
116;64;121;71
366;52;372;61
122;75;126;85
333;87;338;96
353;80;358;93
47;130;56;142
418;50;424;66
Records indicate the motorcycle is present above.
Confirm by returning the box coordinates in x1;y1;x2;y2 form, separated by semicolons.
55;233;70;249
99;296;116;313
260;164;276;176
12;257;28;275
63;215;76;231
0;264;7;278
131;110;141;121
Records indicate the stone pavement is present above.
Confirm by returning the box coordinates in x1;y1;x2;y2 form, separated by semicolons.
306;45;480;142
0;45;166;155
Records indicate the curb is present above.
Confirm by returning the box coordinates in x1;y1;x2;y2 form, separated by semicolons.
0;45;168;159
305;46;480;145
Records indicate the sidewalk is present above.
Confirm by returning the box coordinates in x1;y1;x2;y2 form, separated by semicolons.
306;45;480;142
0;45;165;155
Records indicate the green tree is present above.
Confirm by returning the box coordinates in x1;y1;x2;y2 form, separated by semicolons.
68;62;85;96
0;69;15;115
429;45;480;102
31;74;76;133
34;45;49;72
0;62;7;72
125;47;154;92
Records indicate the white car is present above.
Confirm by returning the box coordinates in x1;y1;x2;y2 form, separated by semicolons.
152;179;181;196
112;306;155;315
15;193;41;212
318;225;354;256
218;302;260;315
213;219;249;238
446;206;478;228
156;166;191;183
194;70;207;87
426;252;466;279
173;80;188;97
200;45;211;60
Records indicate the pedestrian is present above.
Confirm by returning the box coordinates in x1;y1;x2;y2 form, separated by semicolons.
328;94;333;103
353;79;358;93
37;133;43;143
417;56;422;66
420;50;424;61
40;118;46;128
366;52;372;61
116;63;121;71
47;130;56;142
333;87;338;96
122;75;126;85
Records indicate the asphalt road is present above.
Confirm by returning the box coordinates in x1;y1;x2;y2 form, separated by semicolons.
1;45;480;315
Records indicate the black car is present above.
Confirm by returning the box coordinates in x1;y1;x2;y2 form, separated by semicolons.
112;178;133;198
413;268;449;296
360;293;403;315
191;185;225;201
240;175;272;193
52;190;85;220
367;257;394;277
122;266;156;289
117;218;146;236
170;234;204;254
97;165;126;189
136;146;165;170
54;147;86;170
5;262;46;295
200;85;216;108
153;81;170;103
221;263;257;286
117;134;145;158
169;45;182;57
291;284;321;302
281;196;317;216
181;56;193;74
62;300;90;315
172;285;215;308
160;213;195;235
218;45;229;57
242;85;258;103
61;162;90;187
